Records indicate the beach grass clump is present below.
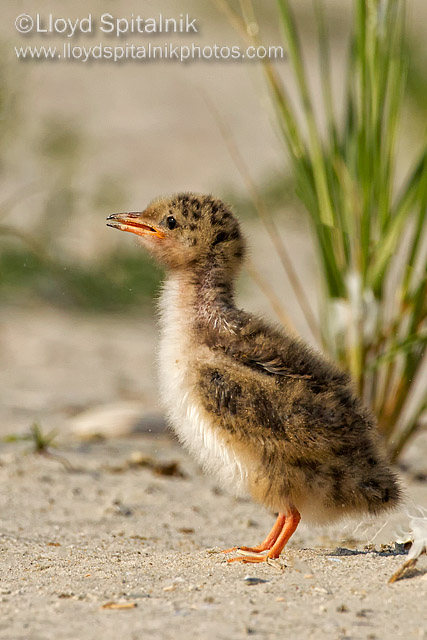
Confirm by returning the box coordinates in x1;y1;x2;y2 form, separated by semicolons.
216;0;427;460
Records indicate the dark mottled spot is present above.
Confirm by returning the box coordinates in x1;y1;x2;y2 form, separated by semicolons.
189;238;197;246
382;487;390;503
234;248;244;259
202;369;241;421
192;209;201;220
332;443;357;458
189;223;197;231
365;479;380;490
212;230;230;247
330;466;346;504
175;195;190;216
359;478;384;504
335;386;356;410
229;228;240;241
293;458;320;472
253;391;286;434
367;456;377;467
292;458;320;481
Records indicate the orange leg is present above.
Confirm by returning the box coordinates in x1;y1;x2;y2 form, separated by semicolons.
227;509;301;564
222;513;287;554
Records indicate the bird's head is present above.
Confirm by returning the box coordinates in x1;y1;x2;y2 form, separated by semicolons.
107;193;246;274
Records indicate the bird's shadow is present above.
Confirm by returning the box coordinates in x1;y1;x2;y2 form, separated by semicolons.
394;566;427;581
327;544;409;558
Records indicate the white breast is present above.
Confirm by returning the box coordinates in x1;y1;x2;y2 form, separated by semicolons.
157;275;248;495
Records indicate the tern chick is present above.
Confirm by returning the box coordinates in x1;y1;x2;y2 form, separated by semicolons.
107;193;401;563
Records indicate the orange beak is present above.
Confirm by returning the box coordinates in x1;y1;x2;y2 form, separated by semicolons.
106;212;165;239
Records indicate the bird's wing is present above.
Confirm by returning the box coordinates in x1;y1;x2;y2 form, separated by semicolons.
203;310;348;386
210;330;315;381
243;353;312;379
197;360;292;440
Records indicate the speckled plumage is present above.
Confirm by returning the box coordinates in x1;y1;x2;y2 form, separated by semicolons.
107;193;401;560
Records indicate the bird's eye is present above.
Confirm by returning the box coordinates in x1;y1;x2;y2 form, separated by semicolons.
166;216;177;230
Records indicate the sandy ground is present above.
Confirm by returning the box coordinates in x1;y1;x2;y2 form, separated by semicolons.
0;433;426;640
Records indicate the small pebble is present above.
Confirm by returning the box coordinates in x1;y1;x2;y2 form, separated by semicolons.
244;576;269;585
313;586;332;595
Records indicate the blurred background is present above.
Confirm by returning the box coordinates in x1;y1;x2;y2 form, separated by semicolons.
0;0;426;462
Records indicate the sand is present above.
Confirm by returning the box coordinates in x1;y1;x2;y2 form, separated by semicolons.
1;427;426;640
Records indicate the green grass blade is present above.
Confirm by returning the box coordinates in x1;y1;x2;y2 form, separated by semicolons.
276;0;335;229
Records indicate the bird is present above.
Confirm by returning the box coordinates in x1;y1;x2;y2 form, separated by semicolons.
106;192;401;564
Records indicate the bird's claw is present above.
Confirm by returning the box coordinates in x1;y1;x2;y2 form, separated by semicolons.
221;545;269;554
227;553;270;563
226;553;285;569
223;547;272;563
